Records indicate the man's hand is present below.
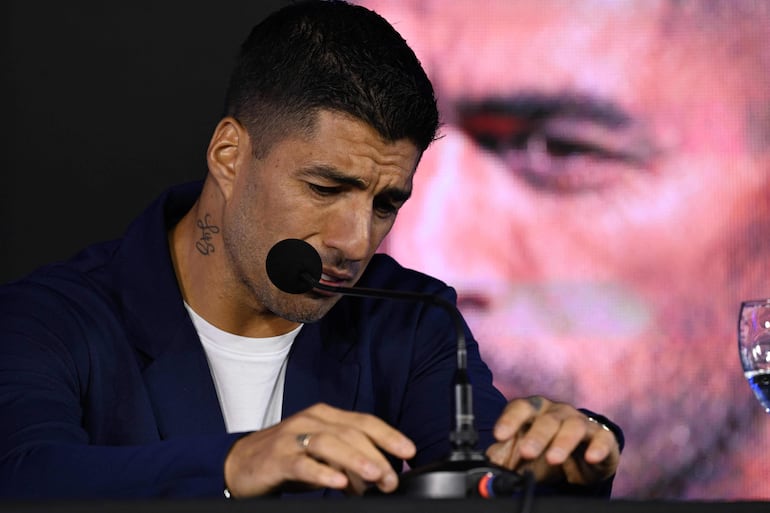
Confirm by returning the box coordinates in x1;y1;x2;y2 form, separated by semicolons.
486;396;620;486
223;403;416;497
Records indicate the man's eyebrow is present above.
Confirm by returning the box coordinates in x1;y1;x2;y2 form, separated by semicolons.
299;164;412;202
299;165;368;189
380;185;412;204
455;92;632;129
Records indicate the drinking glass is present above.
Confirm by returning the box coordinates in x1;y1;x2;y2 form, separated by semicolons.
738;299;770;412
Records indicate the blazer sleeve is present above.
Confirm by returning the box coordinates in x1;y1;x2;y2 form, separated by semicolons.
0;280;240;499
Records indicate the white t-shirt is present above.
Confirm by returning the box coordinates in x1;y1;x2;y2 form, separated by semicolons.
184;303;300;433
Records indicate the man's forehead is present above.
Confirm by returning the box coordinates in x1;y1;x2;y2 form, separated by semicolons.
361;0;769;137
284;110;421;180
365;2;663;101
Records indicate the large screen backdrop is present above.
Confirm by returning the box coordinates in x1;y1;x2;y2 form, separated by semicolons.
4;0;769;502
360;0;770;500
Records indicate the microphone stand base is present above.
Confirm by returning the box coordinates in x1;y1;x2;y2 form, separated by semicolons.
375;458;528;499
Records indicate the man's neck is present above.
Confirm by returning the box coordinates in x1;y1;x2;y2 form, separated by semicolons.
168;184;300;338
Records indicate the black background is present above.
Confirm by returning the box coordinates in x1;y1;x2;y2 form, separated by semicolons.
2;1;292;283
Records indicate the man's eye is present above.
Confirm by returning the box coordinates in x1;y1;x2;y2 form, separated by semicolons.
457;292;492;312
473;132;529;154
455;100;656;193
469;131;608;160
373;198;399;217
543;137;605;158
466;129;652;193
498;134;627;192
309;183;340;196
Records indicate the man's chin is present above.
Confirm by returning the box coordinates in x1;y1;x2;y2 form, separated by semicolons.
271;293;341;324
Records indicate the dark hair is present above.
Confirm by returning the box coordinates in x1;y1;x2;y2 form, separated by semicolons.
223;0;439;157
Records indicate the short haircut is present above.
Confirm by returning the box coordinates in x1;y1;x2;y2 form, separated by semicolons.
224;0;440;158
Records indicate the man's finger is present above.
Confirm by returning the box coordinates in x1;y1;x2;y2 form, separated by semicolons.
307;404;416;460
543;415;587;465
486;437;521;469
493;396;552;441
289;452;349;489
583;423;617;465
298;429;399;491
514;411;556;459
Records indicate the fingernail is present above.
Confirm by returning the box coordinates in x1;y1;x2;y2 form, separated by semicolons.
522;440;541;455
398;440;416;455
494;425;511;440
383;472;397;490
547;447;566;463
487;451;503;466
586;447;605;462
328;473;347;488
361;462;379;479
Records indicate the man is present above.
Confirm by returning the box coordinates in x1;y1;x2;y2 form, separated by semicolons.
361;0;770;499
0;1;620;499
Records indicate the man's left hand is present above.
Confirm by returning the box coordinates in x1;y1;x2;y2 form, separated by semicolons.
486;396;620;486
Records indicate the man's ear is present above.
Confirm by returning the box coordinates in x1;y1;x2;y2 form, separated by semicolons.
206;117;250;201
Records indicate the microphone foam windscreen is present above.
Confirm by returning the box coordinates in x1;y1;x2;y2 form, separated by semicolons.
265;238;322;294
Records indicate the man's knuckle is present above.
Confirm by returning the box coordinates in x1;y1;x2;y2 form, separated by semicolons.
289;455;307;476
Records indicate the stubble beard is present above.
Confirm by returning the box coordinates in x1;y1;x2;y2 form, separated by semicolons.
257;285;340;324
221;224;340;325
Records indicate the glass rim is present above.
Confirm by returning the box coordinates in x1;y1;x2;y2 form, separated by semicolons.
740;299;770;308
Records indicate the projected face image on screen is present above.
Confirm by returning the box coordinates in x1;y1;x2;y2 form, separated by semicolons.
359;0;770;500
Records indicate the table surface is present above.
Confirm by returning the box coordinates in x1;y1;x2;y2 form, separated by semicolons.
1;497;767;513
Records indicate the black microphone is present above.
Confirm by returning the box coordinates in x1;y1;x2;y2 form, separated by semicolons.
266;239;529;498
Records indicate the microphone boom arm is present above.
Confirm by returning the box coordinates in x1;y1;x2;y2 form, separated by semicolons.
305;273;479;457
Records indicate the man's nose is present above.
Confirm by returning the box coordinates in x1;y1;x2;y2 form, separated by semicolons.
322;204;373;263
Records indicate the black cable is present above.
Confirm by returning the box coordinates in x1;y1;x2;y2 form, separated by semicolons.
517;470;536;513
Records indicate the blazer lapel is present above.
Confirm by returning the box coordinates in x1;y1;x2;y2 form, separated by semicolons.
281;316;361;499
141;320;226;438
113;181;225;438
282;320;361;418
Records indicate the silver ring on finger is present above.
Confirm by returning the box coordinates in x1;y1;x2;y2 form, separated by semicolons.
586;416;612;432
296;432;313;451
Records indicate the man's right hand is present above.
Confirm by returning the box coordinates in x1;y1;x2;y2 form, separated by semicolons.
223;403;416;497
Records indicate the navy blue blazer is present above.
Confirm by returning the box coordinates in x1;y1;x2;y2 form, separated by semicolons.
0;182;510;499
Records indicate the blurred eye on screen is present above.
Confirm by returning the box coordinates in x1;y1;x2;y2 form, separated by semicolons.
457;292;492;313
456;97;658;193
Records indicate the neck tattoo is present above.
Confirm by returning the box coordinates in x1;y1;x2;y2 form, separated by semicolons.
195;213;220;255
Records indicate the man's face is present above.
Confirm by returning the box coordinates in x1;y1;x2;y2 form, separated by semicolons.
222;109;420;324
363;0;770;498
